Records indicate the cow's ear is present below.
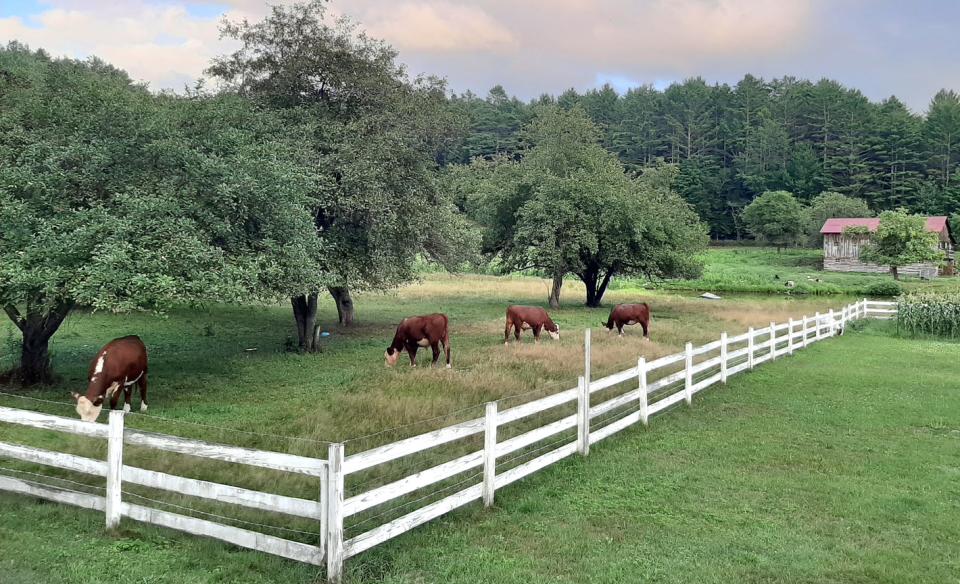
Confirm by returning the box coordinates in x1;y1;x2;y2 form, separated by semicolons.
70;392;80;403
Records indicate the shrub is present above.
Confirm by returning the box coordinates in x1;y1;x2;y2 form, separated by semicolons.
864;280;903;297
898;292;960;338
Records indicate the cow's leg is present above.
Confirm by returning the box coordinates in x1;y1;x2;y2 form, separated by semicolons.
108;382;122;410
514;322;522;343
504;320;512;346
617;323;625;337
430;343;442;367
533;325;542;344
406;343;418;366
641;319;650;341
444;335;451;368
138;373;148;412
123;385;132;413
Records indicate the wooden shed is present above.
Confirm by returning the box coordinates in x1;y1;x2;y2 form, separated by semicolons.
821;216;955;278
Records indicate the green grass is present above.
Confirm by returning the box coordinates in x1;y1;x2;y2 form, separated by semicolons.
0;275;847;446
1;320;958;583
617;246;960;296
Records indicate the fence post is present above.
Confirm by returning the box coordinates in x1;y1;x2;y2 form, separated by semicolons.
576;376;590;456
584;329;591;395
787;318;795;355
747;327;755;370
105;410;125;530
327;443;345;584
828;309;836;336
719;332;728;383
814;312;821;341
483;402;497;508
638;357;649;426
862;298;868;319
319;458;328;557
769;322;777;360
684;342;693;405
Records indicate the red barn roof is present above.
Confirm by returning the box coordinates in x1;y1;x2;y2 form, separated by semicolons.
820;216;949;235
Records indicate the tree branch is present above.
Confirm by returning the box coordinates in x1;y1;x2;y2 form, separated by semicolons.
3;305;25;332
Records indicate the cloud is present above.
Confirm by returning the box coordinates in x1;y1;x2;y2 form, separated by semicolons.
362;3;516;53
0;0;956;112
0;1;251;89
328;0;819;98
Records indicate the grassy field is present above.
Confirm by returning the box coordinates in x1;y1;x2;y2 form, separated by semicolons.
0;274;848;446
1;316;957;583
622;246;960;295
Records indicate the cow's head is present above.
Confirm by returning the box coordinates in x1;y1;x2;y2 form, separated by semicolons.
600;321;612;331
548;323;560;340
71;392;103;423
384;347;401;367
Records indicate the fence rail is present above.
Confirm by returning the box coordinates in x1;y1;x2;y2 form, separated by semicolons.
0;299;896;583
0;405;328;566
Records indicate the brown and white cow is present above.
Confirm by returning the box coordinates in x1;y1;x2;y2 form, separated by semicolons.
601;303;651;339
385;314;451;368
71;336;148;422
504;305;560;345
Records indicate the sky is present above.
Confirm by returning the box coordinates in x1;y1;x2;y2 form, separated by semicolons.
2;0;959;114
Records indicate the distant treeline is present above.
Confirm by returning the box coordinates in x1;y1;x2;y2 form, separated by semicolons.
448;79;960;238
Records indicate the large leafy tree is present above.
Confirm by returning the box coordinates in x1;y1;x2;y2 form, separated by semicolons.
0;44;322;383
807;191;872;245
741;190;808;252
208;1;474;346
859;209;943;280
461;106;706;307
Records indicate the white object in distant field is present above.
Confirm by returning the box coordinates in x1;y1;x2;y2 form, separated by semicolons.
700;292;722;300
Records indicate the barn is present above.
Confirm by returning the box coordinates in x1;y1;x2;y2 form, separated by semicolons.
821;216;955;278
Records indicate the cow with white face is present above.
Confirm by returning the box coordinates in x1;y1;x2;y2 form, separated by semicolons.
71;336;148;422
385;314;451;368
504;305;560;345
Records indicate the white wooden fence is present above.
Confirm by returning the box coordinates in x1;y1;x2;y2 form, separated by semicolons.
0;407;329;566
0;299;897;583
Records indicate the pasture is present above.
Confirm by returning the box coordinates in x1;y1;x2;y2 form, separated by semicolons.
1;274;846;446
633;246;960;296
0;293;956;582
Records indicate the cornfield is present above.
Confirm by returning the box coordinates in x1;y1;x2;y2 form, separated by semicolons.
898;292;960;338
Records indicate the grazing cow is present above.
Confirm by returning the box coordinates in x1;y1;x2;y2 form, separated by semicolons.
71;336;148;422
385;314;451;368
504;305;560;345
601;303;651;339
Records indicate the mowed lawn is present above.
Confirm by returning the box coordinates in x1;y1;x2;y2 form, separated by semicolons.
1;317;958;582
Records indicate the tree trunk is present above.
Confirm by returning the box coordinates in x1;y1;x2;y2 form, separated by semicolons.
328;286;355;326
891;266;900;281
291;292;321;352
581;269;599;308
19;325;52;384
4;300;72;385
548;273;563;309
580;268;614;308
594;270;614;307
